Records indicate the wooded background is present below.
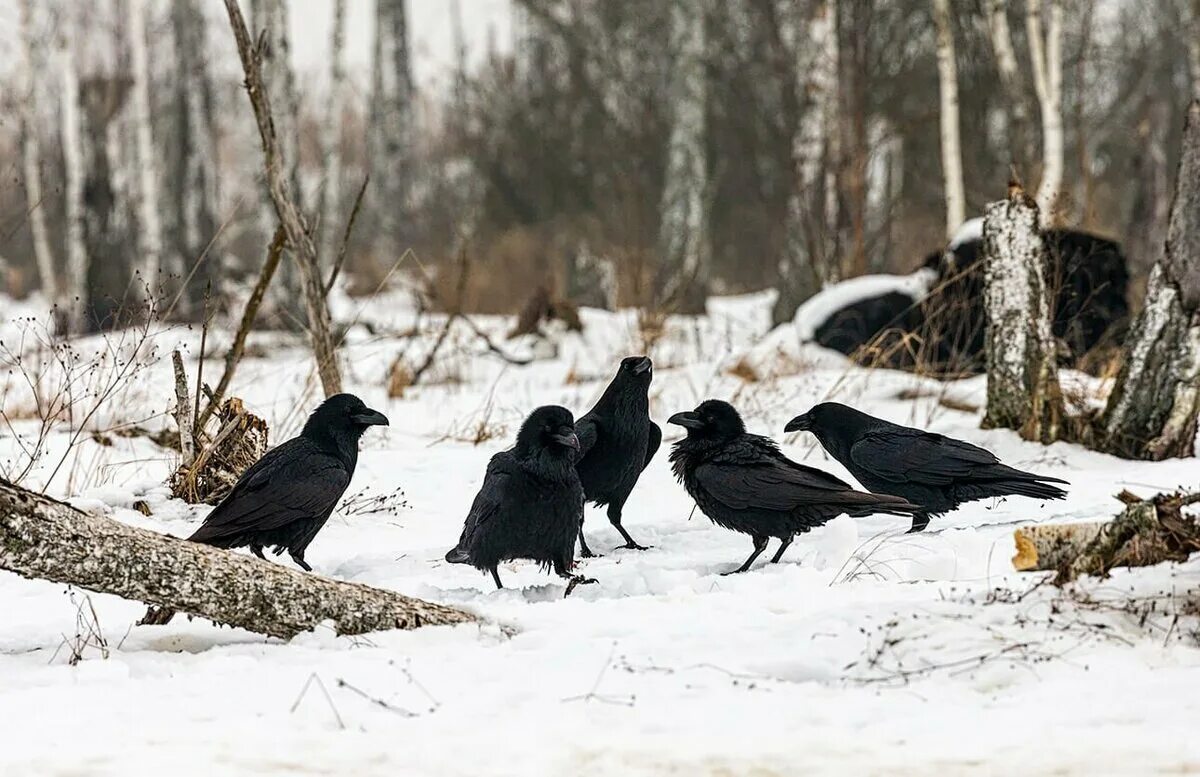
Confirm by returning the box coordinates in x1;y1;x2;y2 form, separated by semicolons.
1;0;1197;329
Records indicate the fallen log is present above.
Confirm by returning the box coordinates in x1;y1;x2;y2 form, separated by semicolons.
1013;490;1200;584
0;480;475;639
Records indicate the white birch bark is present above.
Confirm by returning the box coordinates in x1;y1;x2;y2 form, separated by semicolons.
1026;0;1064;226
775;0;838;324
984;0;1033;170
128;0;163;304
658;0;710;312
318;0;348;272
17;0;57;303
370;0;415;264
982;185;1062;442
60;28;88;332
932;0;966;239
1098;101;1200;460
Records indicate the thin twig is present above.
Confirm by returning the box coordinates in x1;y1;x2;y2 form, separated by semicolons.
324;174;369;296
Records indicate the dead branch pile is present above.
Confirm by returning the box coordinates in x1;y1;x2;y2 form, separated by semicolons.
171;397;269;505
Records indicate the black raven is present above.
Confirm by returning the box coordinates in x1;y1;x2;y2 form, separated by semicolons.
785;402;1068;532
445;405;596;595
188;393;388;570
573;355;661;555
668;400;920;574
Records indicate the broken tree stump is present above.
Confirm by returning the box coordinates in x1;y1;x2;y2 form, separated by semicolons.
0;480;475;639
1013;490;1200;584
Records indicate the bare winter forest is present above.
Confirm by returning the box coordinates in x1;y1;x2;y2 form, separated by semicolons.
2;1;1200;774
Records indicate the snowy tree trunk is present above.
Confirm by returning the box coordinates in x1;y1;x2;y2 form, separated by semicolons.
982;185;1063;443
932;0;965;240
0;481;474;639
128;0;164;304
984;0;1034;173
774;0;838;326
1027;0;1064;226
168;0;222;318
1097;101;1200;460
60;32;88;332
370;0;416;266
1127;99;1172;275
836;0;870;278
318;0;348;274
17;0;56;303
224;0;343;397
658;0;711;313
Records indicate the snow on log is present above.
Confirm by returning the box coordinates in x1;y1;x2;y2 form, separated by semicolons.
1013;490;1200;584
1096;100;1200;460
0;480;475;639
982;183;1063;443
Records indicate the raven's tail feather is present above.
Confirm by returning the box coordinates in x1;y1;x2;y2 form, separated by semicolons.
993;477;1068;501
840;492;922;518
445;546;470;564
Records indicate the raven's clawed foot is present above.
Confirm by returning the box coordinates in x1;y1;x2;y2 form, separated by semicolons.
578;547;601;559
719;567;750;576
906;514;931;534
615;541;651;551
562;575;597;598
290;553;313;572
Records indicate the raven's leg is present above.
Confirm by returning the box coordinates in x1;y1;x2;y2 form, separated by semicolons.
289;551;313;572
722;535;769;575
250;544;266;560
578;516;598;558
907;513;931;533
769;535;794;564
490;567;504;590
554;558;596;598
608;500;649;550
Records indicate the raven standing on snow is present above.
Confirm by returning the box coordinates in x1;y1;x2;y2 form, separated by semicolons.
445;405;596;595
573;355;661;555
669;400;920;574
785;402;1068;533
188;393;389;570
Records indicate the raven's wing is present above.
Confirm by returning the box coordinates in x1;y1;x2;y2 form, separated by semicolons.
189;438;349;543
450;452;518;554
574;416;600;460
696;438;857;511
848;428;999;486
642;421;662;470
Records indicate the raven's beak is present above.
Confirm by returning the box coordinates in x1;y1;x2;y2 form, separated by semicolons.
784;413;811;433
552;429;581;451
632;356;652;375
352;408;390;427
667;410;705;430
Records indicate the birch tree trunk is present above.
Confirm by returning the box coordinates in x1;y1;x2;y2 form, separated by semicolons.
0;480;474;639
773;0;839;326
167;0;222;319
837;0;870;278
370;0;416;266
932;0;965;240
253;0;306;322
16;0;56;304
984;0;1034;173
60;30;88;333
128;0;164;304
318;0;348;276
224;0;344;397
1027;0;1064;226
1096;101;1200;460
982;184;1063;443
658;0;711;313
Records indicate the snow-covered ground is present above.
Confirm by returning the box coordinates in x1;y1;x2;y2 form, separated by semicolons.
1;292;1198;775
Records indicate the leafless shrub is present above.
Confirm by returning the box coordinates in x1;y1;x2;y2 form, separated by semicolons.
338;485;409;518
